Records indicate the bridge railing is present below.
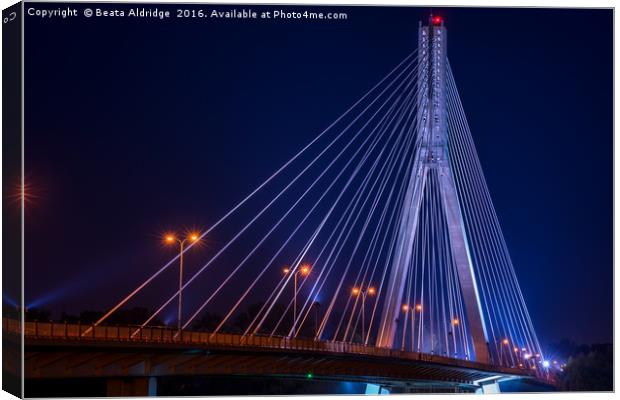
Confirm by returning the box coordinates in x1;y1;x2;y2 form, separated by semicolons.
10;318;380;354
6;318;531;376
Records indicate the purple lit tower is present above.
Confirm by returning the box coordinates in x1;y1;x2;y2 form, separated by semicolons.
376;15;490;364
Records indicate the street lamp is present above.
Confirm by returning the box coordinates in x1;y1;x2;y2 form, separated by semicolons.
164;231;201;334
312;301;321;337
351;285;375;343
499;338;511;365
283;264;311;334
402;304;413;351
402;303;421;351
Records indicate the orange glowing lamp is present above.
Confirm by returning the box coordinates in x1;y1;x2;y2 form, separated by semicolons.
165;234;176;244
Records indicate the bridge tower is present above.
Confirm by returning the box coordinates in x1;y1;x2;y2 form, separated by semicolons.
376;15;490;364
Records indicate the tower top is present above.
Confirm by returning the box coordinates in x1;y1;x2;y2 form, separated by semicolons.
420;14;445;28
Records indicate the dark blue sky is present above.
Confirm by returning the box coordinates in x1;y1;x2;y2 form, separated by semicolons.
22;5;612;346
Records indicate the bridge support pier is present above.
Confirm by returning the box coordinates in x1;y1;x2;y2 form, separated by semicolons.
475;381;500;394
473;376;504;394
106;377;156;396
364;383;390;394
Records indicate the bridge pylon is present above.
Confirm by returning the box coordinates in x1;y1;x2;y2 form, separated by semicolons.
376;15;490;364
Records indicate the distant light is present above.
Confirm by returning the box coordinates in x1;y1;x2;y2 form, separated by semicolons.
432;15;442;25
368;287;376;296
542;360;550;368
524;353;532;360
352;288;360;296
306;372;313;379
415;304;422;312
402;304;409;311
300;265;310;276
283;267;290;274
165;234;176;243
502;338;509;345
189;232;200;242
513;347;519;353
452;318;459;325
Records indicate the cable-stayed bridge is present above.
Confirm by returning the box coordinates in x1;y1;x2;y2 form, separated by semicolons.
14;16;554;395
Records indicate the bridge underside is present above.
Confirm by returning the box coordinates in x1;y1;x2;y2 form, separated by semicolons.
13;335;540;396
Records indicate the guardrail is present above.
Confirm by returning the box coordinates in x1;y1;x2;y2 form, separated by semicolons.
5;318;531;377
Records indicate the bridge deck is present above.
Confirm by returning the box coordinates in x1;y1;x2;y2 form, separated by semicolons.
5;318;538;388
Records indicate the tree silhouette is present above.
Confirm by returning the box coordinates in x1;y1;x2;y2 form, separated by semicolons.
558;343;612;391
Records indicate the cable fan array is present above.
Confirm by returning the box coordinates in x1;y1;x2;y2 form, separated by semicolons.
89;49;544;375
446;63;544;369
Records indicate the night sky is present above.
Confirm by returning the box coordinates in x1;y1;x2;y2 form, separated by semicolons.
21;5;612;347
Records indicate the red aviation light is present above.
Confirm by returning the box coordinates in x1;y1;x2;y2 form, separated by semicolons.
432;15;442;25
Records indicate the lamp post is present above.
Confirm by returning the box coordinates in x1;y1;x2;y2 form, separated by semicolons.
501;338;511;366
402;303;421;351
352;286;375;343
165;232;200;334
402;304;413;351
283;264;310;335
312;301;321;337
